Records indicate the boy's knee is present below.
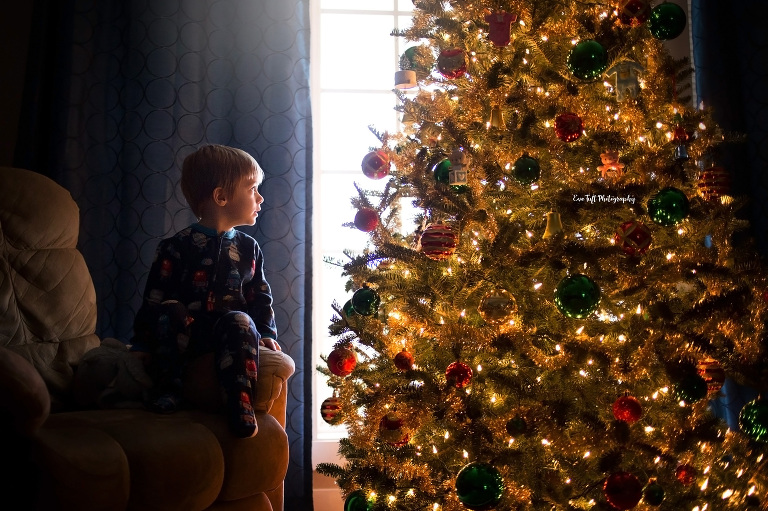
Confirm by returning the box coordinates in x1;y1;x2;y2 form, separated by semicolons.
214;311;259;338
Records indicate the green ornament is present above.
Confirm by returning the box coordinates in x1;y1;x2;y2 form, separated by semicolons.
433;158;470;193
351;287;380;316
455;462;504;510
511;155;541;185
567;40;608;81
505;415;528;436
342;299;357;318
739;397;768;442
647;2;687;40
345;490;372;511
554;274;601;318
673;374;708;403
642;480;665;506
433;158;452;183
648;187;689;226
401;46;432;75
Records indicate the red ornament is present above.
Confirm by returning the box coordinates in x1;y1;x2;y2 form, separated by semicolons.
618;0;651;26
354;208;379;232
697;167;731;202
554;112;584;142
361;150;390;180
379;412;409;446
445;361;473;388
484;11;517;47
603;472;643;510
327;346;357;377
612;395;643;424
419;224;458;260
614;220;652;256
675;464;697;485
697;357;726;393
437;48;467;79
394;349;415;371
673;125;689;143
321;396;342;424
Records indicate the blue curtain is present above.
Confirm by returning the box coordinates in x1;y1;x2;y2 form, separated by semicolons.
691;0;768;252
15;0;313;508
691;1;768;428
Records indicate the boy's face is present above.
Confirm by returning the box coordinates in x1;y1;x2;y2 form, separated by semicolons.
221;173;264;228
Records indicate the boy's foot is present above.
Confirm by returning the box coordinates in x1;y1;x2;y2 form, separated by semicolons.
228;390;258;438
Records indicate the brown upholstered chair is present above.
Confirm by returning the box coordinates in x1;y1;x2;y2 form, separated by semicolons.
0;167;295;510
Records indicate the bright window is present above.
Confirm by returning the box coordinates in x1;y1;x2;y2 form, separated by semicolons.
311;0;412;452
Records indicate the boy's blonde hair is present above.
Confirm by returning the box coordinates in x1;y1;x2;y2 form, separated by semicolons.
181;145;263;218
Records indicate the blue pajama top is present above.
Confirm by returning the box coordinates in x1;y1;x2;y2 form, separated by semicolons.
131;223;277;353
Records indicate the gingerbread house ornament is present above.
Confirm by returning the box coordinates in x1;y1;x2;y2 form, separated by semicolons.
449;148;468;186
605;61;645;101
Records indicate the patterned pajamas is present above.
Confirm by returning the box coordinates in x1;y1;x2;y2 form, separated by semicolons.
132;223;276;437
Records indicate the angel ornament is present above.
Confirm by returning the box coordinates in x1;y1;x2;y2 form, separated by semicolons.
598;150;625;180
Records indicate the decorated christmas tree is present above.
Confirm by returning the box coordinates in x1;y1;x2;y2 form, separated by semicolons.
317;1;768;509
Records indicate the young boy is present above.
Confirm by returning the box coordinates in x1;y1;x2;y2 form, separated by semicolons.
131;144;280;438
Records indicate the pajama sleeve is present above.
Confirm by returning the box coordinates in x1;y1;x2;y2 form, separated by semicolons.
243;241;278;341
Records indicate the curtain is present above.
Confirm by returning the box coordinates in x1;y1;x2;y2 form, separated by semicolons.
691;0;768;252
15;0;313;508
691;1;768;428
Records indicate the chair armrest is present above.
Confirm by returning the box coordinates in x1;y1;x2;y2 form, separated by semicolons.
253;347;295;415
183;347;295;417
0;346;51;436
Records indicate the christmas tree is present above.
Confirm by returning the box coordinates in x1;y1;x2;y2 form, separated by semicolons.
317;1;768;509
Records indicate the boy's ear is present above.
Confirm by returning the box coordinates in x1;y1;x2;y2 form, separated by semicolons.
212;187;228;206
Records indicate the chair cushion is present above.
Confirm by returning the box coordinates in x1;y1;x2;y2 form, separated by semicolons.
0;167;100;402
37;407;288;510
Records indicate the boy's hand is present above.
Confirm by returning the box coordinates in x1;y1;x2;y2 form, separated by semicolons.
260;338;281;351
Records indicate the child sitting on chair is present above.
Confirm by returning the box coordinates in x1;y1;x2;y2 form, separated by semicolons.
131;144;280;438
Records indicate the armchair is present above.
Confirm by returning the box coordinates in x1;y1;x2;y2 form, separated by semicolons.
0;167;295;511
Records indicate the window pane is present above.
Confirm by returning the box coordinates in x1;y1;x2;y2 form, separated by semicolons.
320;13;397;90
319;172;389;250
397;0;414;11
318;92;400;171
321;0;395;10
